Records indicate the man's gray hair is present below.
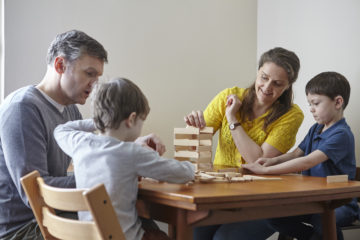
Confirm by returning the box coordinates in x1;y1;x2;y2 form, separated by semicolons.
46;30;108;65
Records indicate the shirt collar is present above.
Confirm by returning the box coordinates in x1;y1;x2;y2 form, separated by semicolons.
37;88;65;113
314;118;346;139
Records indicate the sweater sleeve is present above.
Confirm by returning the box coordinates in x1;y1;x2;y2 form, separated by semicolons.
54;119;96;157
0;102;74;206
134;146;195;183
203;89;228;132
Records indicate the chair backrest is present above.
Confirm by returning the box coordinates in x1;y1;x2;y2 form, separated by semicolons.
20;170;125;240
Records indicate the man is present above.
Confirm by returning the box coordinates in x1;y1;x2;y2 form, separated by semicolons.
0;30;165;239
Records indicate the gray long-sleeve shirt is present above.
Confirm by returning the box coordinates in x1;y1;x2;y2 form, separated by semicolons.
0;86;82;237
54;119;195;240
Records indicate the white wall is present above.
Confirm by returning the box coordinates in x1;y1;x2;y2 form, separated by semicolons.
3;0;257;158
258;0;360;166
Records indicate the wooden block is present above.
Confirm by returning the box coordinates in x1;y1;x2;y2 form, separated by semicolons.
174;139;199;147
197;163;213;171
199;127;214;134
199;133;213;140
197;157;212;163
225;172;238;178
196;145;212;151
217;168;239;173
231;177;246;182
242;175;282;181
175;146;196;151
175;145;211;152
175;151;199;158
199;140;212;146
175;134;199;140
175;151;212;159
327;175;348;183
174;157;191;161
204;172;226;177
198;151;212;158
174;128;200;135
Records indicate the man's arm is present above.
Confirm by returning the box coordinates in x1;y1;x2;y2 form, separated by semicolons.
1;103;74;206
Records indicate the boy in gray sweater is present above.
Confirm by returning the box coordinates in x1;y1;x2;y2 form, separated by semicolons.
54;78;195;240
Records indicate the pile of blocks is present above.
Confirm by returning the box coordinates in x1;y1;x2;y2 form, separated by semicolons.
174;126;214;171
195;171;281;183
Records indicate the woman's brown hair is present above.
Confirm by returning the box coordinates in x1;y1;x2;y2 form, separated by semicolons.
239;47;300;131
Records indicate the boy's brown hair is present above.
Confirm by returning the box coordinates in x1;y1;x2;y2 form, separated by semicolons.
92;78;150;133
305;71;350;109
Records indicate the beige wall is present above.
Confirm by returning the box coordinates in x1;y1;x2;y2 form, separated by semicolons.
258;0;360;166
3;0;257;158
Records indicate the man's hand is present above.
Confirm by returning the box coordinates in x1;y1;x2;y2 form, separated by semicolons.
135;133;166;156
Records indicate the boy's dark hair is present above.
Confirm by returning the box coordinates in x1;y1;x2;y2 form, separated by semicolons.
239;47;300;131
93;78;150;133
47;30;108;64
306;71;350;109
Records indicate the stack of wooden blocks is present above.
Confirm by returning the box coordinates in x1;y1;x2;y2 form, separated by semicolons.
174;126;214;171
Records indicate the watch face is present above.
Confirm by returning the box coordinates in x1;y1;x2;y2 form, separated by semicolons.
229;123;240;130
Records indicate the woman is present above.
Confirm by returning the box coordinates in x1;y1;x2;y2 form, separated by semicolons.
185;47;304;240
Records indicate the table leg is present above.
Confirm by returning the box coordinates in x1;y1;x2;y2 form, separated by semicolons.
176;209;193;240
322;209;337;240
168;224;175;239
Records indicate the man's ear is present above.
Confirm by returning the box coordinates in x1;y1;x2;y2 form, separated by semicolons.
54;56;66;74
334;96;344;109
125;112;137;127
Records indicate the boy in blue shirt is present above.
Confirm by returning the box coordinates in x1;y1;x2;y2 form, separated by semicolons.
243;71;358;240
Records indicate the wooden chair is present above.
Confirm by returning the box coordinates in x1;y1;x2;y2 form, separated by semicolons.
20;170;125;240
278;167;360;239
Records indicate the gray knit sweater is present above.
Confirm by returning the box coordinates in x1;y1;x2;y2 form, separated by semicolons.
54;119;195;240
0;86;82;237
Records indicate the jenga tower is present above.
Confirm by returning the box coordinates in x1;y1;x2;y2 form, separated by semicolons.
174;126;214;171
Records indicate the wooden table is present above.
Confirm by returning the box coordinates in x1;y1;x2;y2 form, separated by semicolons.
137;174;360;240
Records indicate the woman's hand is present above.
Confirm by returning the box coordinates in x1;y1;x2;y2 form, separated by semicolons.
135;133;166;156
256;157;278;167
242;162;267;174
184;110;206;128
225;94;242;123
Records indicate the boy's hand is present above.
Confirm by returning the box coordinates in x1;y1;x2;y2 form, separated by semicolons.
256;157;277;167
135;133;166;156
242;162;267;174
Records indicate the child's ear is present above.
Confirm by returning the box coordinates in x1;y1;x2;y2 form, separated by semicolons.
125;112;137;127
334;96;344;109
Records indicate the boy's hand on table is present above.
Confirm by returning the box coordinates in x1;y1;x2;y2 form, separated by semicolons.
242;162;267;174
135;133;166;156
256;157;277;167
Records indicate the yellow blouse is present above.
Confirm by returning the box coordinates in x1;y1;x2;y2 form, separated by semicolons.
204;87;304;167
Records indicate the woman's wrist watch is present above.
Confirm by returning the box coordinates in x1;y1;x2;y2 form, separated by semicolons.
229;122;241;130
